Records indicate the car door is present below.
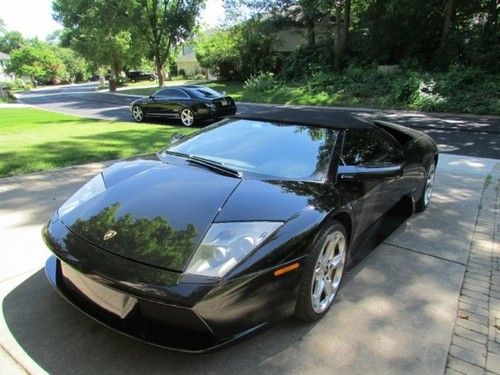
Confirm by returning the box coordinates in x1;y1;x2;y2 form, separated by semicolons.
146;88;171;116
167;88;191;118
337;128;402;234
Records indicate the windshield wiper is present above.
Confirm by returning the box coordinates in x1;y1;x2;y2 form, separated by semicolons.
187;155;242;178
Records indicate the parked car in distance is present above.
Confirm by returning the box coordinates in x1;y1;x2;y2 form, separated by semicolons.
130;85;237;126
43;108;438;352
126;70;157;82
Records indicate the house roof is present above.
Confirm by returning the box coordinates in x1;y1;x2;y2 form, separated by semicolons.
233;107;372;129
0;52;10;60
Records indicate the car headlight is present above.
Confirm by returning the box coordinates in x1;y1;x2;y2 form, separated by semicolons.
185;221;283;278
58;173;106;217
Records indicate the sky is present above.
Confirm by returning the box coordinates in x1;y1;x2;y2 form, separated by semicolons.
0;0;225;39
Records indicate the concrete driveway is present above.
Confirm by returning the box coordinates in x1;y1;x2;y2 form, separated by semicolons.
17;83;500;159
0;153;497;374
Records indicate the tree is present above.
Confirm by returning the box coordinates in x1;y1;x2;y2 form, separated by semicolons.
7;41;63;86
53;0;143;91
195;29;240;79
132;0;205;87
58;47;89;82
0;31;26;54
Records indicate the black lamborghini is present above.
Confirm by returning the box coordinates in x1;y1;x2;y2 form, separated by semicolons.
43;108;438;352
130;85;237;126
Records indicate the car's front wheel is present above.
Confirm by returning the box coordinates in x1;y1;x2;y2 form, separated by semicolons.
180;108;195;127
415;161;436;212
131;105;144;122
294;220;347;322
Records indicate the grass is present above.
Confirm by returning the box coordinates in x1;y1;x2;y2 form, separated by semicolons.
0;108;196;177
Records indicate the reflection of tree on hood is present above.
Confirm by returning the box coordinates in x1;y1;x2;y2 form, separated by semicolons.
68;203;197;271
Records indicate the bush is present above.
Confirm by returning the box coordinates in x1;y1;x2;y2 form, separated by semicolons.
244;72;279;92
241;65;499;115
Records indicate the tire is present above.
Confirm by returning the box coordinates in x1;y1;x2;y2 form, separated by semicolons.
180;108;195;127
415;161;436;212
149;76;155;81
294;220;348;322
131;105;144;122
130;78;136;83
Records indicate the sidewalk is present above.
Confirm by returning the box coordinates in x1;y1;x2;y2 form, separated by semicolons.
446;164;500;374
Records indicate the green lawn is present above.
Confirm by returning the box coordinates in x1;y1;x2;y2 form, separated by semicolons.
0;108;195;177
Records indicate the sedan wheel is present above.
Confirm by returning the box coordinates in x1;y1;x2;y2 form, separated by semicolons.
132;105;144;122
180;108;194;127
295;221;347;321
416;161;436;212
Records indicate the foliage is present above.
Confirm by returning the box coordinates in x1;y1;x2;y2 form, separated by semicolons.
0;31;26;54
53;0;144;91
244;72;279;91
0;108;196;177
58;48;90;82
195;19;278;80
131;0;204;86
6;42;63;85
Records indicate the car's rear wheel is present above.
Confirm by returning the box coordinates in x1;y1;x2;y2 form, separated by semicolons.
415;161;436;212
131;105;144;122
180;108;195;127
149;76;155;81
294;221;347;322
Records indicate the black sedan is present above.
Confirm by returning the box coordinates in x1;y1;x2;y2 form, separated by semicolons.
42;108;438;352
130;85;237;126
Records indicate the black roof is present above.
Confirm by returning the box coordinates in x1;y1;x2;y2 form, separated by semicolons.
232;106;373;129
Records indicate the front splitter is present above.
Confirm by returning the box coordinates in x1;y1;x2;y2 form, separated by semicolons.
44;256;266;353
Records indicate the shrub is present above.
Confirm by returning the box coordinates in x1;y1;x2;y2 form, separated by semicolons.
244;72;279;92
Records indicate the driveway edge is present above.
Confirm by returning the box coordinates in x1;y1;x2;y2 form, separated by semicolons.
445;162;500;374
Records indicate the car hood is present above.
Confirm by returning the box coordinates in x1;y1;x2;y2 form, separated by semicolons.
59;157;241;272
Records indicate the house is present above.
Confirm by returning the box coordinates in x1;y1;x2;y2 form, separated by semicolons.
0;52;13;82
176;45;206;77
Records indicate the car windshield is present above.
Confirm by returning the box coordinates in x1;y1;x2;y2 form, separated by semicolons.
187;87;223;98
165;119;337;181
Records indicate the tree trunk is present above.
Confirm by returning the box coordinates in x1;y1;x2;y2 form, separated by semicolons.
109;78;117;92
439;0;455;50
155;55;164;87
334;3;342;71
306;19;316;48
341;0;351;50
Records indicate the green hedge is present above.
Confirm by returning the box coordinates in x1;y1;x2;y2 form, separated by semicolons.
242;67;499;115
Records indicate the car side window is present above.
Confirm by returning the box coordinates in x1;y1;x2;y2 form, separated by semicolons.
156;89;189;99
341;128;392;166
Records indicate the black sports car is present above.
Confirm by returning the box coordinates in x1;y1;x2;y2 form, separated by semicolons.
130;85;237;126
42;108;438;352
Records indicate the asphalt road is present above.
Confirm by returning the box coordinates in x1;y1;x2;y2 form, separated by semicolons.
18;83;500;159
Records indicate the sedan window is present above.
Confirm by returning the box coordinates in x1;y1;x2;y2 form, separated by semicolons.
166;119;337;181
156;89;189;99
342;129;392;166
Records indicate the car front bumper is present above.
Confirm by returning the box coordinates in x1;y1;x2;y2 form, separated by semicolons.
42;216;302;352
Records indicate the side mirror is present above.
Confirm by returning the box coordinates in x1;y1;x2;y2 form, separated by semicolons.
149;95;155;100
170;133;185;144
337;164;403;180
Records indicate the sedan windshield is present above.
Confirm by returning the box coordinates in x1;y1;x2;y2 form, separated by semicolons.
165;119;337;181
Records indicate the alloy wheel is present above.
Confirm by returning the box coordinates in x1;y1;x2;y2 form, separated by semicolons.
424;163;436;207
132;106;143;122
180;108;194;127
310;230;346;314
